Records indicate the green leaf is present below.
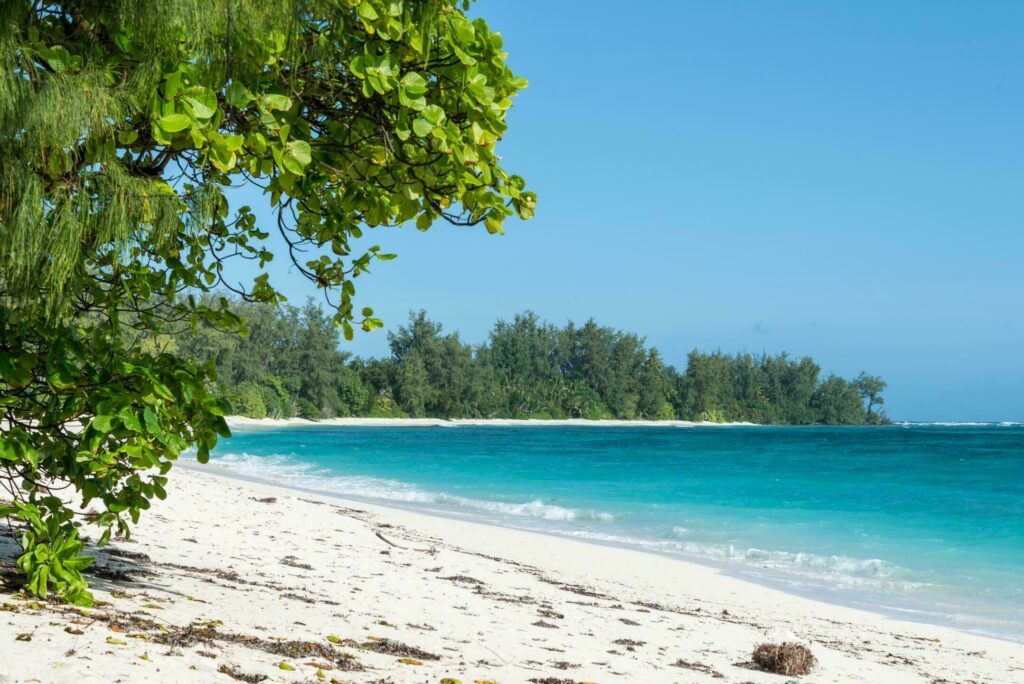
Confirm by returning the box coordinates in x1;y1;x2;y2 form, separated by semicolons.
412;118;432;137
143;407;161;435
399;72;427;110
0;436;20;461
259;93;292;112
285;139;311;166
163;71;182;98
39;45;71;73
157;113;191;133
422;104;445;125
118;407;142;433
181;87;218;120
400;71;427;93
357;1;379;21
91;415;114;433
226;81;253;107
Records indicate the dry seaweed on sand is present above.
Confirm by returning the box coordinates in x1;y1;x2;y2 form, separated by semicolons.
672;658;725;678
752;642;817;676
359;637;440;660
217;664;269;682
441;574;485;585
147;620;364;670
280;555;314;570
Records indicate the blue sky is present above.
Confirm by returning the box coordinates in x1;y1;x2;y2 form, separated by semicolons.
229;1;1023;421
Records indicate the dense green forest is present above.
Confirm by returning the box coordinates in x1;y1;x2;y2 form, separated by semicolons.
177;300;888;425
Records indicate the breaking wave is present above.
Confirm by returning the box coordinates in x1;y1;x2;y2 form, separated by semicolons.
198;451;614;523
558;529;927;592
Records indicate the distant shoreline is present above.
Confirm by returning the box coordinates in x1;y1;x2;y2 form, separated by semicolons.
225;415;761;429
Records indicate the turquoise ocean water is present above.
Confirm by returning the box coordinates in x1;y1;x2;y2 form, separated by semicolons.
204;423;1024;640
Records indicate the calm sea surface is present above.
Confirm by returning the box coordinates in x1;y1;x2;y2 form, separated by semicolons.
204;423;1024;640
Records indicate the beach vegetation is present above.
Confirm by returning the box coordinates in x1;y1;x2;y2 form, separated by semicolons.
180;302;888;425
855;372;888;423
0;0;531;603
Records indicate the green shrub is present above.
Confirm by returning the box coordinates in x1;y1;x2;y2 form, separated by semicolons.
232;382;268;419
297;397;321;420
365;394;405;418
655;402;676;420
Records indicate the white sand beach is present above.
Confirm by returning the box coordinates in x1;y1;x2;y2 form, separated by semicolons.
2;466;1022;683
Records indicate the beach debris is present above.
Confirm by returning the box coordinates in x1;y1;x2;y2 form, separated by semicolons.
359;637;440;660
671;659;725;678
751;642;816;676
252;497;277;504
305;660;332;670
532;620;559;629
277;661;295;670
15;632;32;641
612;638;644;651
398;657;422;665
441;574;485;585
406;622;437;631
326;634;342;644
440;679;462;684
106;636;127;645
104;547;152;563
217;664;269;683
143;619;364;670
280;555;314;570
537;607;564;619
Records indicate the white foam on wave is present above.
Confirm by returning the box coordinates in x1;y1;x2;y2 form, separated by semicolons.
898;421;1005;427
557;528;929;592
202;451;614;522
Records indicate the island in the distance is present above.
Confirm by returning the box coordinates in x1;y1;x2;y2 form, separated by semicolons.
179;298;888;426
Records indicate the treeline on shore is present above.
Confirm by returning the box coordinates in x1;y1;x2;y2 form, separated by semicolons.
176;299;888;424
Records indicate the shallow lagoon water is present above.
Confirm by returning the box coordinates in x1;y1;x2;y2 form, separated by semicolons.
207;423;1024;640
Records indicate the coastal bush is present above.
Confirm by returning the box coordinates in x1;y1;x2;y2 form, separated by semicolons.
0;0;532;603
654;402;677;421
297;398;322;421
234;382;268;420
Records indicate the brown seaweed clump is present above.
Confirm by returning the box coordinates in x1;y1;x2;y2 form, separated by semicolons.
752;642;816;676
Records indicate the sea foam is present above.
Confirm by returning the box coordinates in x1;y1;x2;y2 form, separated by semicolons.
203;451;614;522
